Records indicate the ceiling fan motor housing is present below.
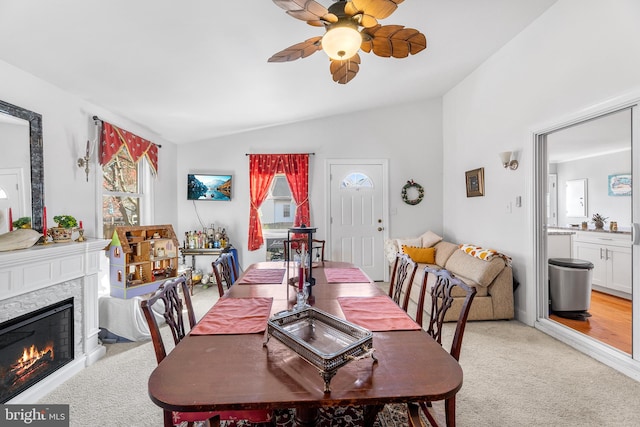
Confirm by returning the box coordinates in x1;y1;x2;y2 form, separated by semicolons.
323;1;362;59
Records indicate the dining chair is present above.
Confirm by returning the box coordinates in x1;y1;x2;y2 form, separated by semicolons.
407;266;477;427
140;276;273;427
387;253;418;313
283;238;326;262
212;252;238;297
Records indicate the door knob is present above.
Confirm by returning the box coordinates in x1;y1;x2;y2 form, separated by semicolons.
378;227;384;231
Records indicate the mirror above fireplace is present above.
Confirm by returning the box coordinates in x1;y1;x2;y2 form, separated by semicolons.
0;100;44;232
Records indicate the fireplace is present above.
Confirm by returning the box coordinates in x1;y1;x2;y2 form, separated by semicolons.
0;239;108;403
0;298;74;403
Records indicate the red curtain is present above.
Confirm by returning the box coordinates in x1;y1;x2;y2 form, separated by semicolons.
248;155;278;251
248;154;310;251
100;122;158;174
281;154;310;228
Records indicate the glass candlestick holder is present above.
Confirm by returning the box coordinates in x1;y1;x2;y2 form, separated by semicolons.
293;283;310;311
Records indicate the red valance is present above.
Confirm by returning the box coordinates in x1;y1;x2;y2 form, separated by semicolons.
99;122;158;174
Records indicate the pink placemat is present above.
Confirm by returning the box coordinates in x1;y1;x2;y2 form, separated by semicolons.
338;296;421;331
238;268;286;284
324;268;371;283
190;297;273;335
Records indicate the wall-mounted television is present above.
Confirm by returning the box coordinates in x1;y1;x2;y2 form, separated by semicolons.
187;174;232;201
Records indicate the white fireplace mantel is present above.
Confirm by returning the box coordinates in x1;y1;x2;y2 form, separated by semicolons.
0;238;109;403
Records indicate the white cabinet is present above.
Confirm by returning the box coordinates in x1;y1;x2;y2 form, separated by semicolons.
572;231;632;297
548;233;573;258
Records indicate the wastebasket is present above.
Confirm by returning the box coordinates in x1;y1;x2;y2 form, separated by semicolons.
548;258;594;320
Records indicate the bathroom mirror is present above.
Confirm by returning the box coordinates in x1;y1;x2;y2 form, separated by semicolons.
0;100;44;232
565;178;587;218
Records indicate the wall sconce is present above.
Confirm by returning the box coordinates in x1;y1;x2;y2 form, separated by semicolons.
78;117;100;182
77;140;92;182
499;151;519;170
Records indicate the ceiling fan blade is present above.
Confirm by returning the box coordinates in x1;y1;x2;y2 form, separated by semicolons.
268;37;323;62
345;0;404;20
357;14;379;28
361;25;426;58
329;53;361;84
273;0;338;25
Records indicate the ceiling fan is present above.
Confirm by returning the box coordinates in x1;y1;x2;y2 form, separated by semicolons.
268;0;427;84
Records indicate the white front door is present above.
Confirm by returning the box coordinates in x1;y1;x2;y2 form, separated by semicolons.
0;168;26;234
327;160;388;281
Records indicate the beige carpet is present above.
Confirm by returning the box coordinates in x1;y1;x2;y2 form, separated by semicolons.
38;284;640;426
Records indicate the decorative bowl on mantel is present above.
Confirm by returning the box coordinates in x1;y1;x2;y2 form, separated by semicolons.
49;227;74;243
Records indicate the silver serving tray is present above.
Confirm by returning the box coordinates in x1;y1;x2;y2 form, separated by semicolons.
264;307;375;393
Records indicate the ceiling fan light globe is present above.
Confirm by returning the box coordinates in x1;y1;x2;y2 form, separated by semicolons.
322;26;361;60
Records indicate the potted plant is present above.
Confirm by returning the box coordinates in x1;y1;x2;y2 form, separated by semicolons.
591;213;608;230
12;216;31;229
49;214;78;243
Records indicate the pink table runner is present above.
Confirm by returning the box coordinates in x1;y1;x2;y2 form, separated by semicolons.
238;268;286;284
190;297;273;335
338;296;421;331
324;268;370;283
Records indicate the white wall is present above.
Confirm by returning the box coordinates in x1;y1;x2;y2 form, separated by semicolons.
0;59;178;240
556;151;632;228
177;98;443;272
442;0;640;323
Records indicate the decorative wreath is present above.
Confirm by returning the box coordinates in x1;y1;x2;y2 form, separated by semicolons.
401;180;424;205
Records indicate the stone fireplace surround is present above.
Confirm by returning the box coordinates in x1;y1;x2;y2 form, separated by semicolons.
0;238;108;403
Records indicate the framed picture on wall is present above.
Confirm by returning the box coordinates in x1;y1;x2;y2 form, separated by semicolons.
608;174;631;196
465;168;484;197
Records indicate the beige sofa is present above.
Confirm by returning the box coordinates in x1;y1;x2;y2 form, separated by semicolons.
385;238;514;322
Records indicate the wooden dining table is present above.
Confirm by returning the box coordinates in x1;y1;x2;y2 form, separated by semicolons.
148;261;463;426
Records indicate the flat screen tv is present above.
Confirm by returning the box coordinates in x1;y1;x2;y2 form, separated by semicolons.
187;174;232;201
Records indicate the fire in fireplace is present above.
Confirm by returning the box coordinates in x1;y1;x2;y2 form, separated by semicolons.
0;298;74;403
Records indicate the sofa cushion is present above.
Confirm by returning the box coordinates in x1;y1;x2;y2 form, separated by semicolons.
444;250;505;287
402;246;436;263
396;238;422;252
420;230;443;247
433;241;458;267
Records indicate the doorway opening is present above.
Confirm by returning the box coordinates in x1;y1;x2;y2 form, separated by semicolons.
533;100;639;372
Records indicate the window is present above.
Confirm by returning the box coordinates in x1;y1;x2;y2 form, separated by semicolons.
102;149;152;239
260;174;295;260
341;172;373;189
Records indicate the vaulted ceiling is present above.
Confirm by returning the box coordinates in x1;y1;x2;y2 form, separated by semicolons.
0;0;557;144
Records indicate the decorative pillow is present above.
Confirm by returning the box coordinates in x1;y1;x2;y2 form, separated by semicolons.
396;238;422;253
420;230;443;247
384;239;400;263
401;246;436;264
459;243;512;266
0;229;42;252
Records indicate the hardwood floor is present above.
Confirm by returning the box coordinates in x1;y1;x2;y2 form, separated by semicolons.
550;290;632;354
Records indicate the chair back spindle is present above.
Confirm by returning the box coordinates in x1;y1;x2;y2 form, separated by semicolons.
283;238;326;262
406;267;477;427
212;252;237;297
140;276;195;365
388;253;418;312
420;267;477;361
